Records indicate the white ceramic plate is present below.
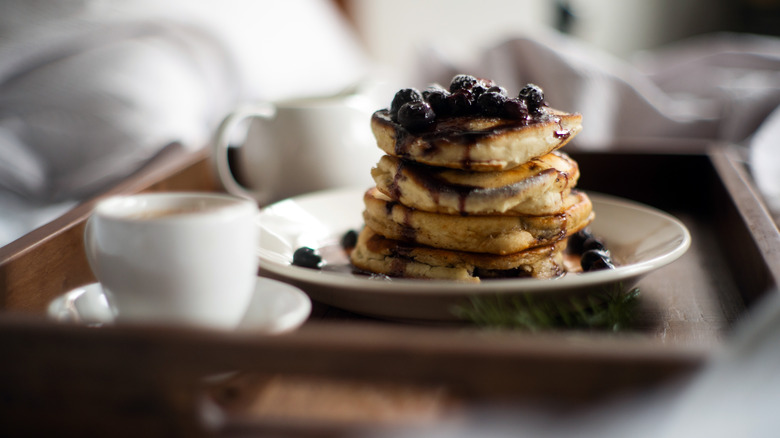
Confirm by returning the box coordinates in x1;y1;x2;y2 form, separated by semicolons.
47;277;311;334
257;187;691;321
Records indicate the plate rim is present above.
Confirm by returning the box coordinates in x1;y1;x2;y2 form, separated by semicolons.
256;186;692;297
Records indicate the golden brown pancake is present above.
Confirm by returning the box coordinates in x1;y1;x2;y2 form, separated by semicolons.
372;151;580;216
371;108;582;172
350;227;566;282
361;187;594;255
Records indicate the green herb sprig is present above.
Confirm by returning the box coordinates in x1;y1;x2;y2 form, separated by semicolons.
452;284;640;332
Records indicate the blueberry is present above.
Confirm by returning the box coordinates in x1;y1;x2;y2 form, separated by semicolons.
390;88;423;120
582;236;608;253
425;88;454;116
569;229;609;255
448;89;475;116
422;84;447;99
397;101;436;130
568;229;594;253
581;249;615;272
477;91;508;116
518;83;545;110
449;74;478;93
340;229;358;249
487;85;508;96
470;82;489;99
292;247;321;269
501;98;528;119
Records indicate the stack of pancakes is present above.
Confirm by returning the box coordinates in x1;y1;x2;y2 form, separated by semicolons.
350;93;593;282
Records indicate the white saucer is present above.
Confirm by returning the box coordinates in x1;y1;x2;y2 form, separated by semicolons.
47;276;311;334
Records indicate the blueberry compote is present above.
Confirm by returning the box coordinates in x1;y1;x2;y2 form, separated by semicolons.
388;74;549;132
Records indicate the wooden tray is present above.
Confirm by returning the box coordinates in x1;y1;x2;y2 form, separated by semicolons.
0;143;778;437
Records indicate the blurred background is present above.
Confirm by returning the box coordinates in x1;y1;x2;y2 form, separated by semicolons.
340;0;780;68
0;0;779;246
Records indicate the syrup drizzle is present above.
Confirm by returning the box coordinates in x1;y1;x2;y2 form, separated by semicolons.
389;158;561;215
553;118;570;142
378;110;552;170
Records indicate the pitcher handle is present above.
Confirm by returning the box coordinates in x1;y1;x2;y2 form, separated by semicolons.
213;103;276;205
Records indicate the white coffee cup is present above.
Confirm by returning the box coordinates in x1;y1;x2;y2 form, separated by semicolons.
213;93;380;205
84;192;259;329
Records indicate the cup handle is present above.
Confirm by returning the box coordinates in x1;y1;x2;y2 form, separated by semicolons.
213;103;276;205
82;215;119;314
83;215;98;277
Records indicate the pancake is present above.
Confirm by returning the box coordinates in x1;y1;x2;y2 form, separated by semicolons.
372;151;580;216
362;187;594;255
350;227;566;283
371;108;582;172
